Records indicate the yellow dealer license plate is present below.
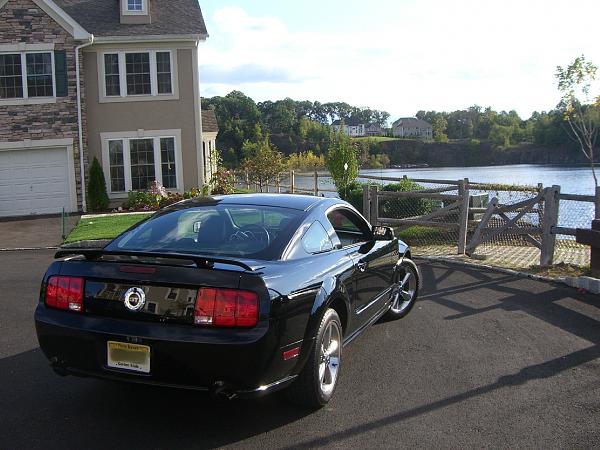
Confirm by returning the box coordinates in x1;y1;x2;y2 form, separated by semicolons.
107;341;150;374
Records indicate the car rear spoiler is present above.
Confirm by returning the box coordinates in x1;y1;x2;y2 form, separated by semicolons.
54;249;255;272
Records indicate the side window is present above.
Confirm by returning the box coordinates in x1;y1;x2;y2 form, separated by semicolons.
302;221;334;254
326;208;371;247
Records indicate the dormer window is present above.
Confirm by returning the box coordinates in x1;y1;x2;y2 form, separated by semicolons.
127;0;143;11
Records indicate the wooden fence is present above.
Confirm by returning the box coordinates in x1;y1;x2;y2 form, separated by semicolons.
363;179;600;267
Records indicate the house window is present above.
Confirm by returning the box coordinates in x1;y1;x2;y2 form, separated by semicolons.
130;138;155;190
0;54;23;98
104;54;120;96
109;140;126;192
160;137;177;189
104;134;180;195
0;52;54;99
125;53;151;96
156;52;172;94
102;50;174;98
127;0;143;11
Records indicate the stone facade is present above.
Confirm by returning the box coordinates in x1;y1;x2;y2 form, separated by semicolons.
0;0;88;210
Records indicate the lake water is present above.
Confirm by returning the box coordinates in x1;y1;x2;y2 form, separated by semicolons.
360;164;598;196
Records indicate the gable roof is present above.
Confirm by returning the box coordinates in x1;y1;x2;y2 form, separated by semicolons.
54;0;207;39
393;117;432;128
332;118;364;127
201;109;219;133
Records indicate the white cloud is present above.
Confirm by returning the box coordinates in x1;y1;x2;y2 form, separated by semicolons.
199;2;600;120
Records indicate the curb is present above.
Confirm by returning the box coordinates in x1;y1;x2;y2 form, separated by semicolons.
81;212;153;219
417;255;599;294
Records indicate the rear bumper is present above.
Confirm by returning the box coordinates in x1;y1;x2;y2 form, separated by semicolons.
34;305;299;397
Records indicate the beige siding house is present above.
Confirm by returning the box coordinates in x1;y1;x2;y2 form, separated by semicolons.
0;0;210;217
392;118;433;140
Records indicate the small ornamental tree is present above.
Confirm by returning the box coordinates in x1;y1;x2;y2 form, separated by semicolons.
326;124;358;197
556;55;600;186
87;157;109;211
241;135;287;191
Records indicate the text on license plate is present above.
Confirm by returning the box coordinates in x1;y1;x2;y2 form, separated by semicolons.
107;341;150;373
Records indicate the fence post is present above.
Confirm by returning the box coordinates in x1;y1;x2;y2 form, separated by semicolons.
313;170;318;196
290;170;295;194
595;186;600;219
362;184;370;219
369;185;379;226
540;185;560;266
245;171;250;190
276;176;281;194
457;178;470;255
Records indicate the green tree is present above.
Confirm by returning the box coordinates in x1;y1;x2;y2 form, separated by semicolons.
87;157;109;212
241;136;287;191
556;55;600;186
432;116;449;142
326;125;359;195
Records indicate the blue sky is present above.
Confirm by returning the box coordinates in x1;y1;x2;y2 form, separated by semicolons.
197;0;600;121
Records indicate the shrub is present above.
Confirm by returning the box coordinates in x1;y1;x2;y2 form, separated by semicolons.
379;179;439;219
87;157;110;212
123;181;204;210
339;181;366;211
210;168;235;195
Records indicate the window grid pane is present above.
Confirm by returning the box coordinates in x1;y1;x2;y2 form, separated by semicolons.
156;52;172;94
0;54;23;99
109;140;125;192
128;0;143;11
125;53;151;95
26;53;53;97
130;139;155;190
104;54;120;96
160;137;176;189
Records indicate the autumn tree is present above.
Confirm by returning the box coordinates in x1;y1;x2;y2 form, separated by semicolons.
556;55;600;186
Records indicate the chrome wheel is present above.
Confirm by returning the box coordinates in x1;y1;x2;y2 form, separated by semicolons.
390;266;417;314
318;320;341;396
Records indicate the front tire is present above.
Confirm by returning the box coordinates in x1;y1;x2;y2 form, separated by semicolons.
285;308;342;408
384;258;420;320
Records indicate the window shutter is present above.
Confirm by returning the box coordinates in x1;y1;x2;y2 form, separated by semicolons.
54;50;68;97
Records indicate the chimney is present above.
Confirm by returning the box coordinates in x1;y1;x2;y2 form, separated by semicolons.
120;0;151;25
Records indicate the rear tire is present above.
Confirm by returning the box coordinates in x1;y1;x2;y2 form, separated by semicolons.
284;308;342;408
384;258;420;320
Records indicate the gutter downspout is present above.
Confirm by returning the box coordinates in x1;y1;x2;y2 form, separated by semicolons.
75;35;94;212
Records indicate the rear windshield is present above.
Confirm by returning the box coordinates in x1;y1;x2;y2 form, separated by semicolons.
106;204;303;260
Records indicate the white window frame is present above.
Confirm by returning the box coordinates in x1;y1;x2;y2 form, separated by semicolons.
122;0;148;15
98;50;178;103
0;49;56;106
101;129;183;198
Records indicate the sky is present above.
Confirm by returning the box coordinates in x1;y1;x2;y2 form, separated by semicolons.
197;0;600;121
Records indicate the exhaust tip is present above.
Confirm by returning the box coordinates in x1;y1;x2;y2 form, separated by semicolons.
210;381;237;401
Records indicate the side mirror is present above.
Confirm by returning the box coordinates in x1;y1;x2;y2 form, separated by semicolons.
372;225;394;241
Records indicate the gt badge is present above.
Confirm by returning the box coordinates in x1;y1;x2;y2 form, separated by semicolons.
124;287;146;312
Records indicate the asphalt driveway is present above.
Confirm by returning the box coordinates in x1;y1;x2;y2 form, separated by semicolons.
0;250;598;449
0;215;79;249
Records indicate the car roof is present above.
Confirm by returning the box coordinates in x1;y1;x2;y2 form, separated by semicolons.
171;194;340;212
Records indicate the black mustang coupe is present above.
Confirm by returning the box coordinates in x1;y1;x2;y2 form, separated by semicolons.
35;194;419;407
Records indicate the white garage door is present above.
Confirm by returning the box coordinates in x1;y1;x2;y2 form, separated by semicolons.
0;147;73;218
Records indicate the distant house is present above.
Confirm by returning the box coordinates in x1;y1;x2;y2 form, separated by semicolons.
365;123;382;137
331;119;365;137
392;118;433;140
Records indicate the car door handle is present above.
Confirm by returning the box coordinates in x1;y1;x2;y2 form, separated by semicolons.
357;261;367;272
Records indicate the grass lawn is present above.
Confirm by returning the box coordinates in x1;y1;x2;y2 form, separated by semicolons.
64;213;152;244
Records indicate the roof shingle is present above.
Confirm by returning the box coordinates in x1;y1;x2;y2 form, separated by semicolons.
201;109;219;133
54;0;207;38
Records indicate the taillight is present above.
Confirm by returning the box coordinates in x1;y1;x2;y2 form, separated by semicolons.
194;288;258;328
45;276;84;312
